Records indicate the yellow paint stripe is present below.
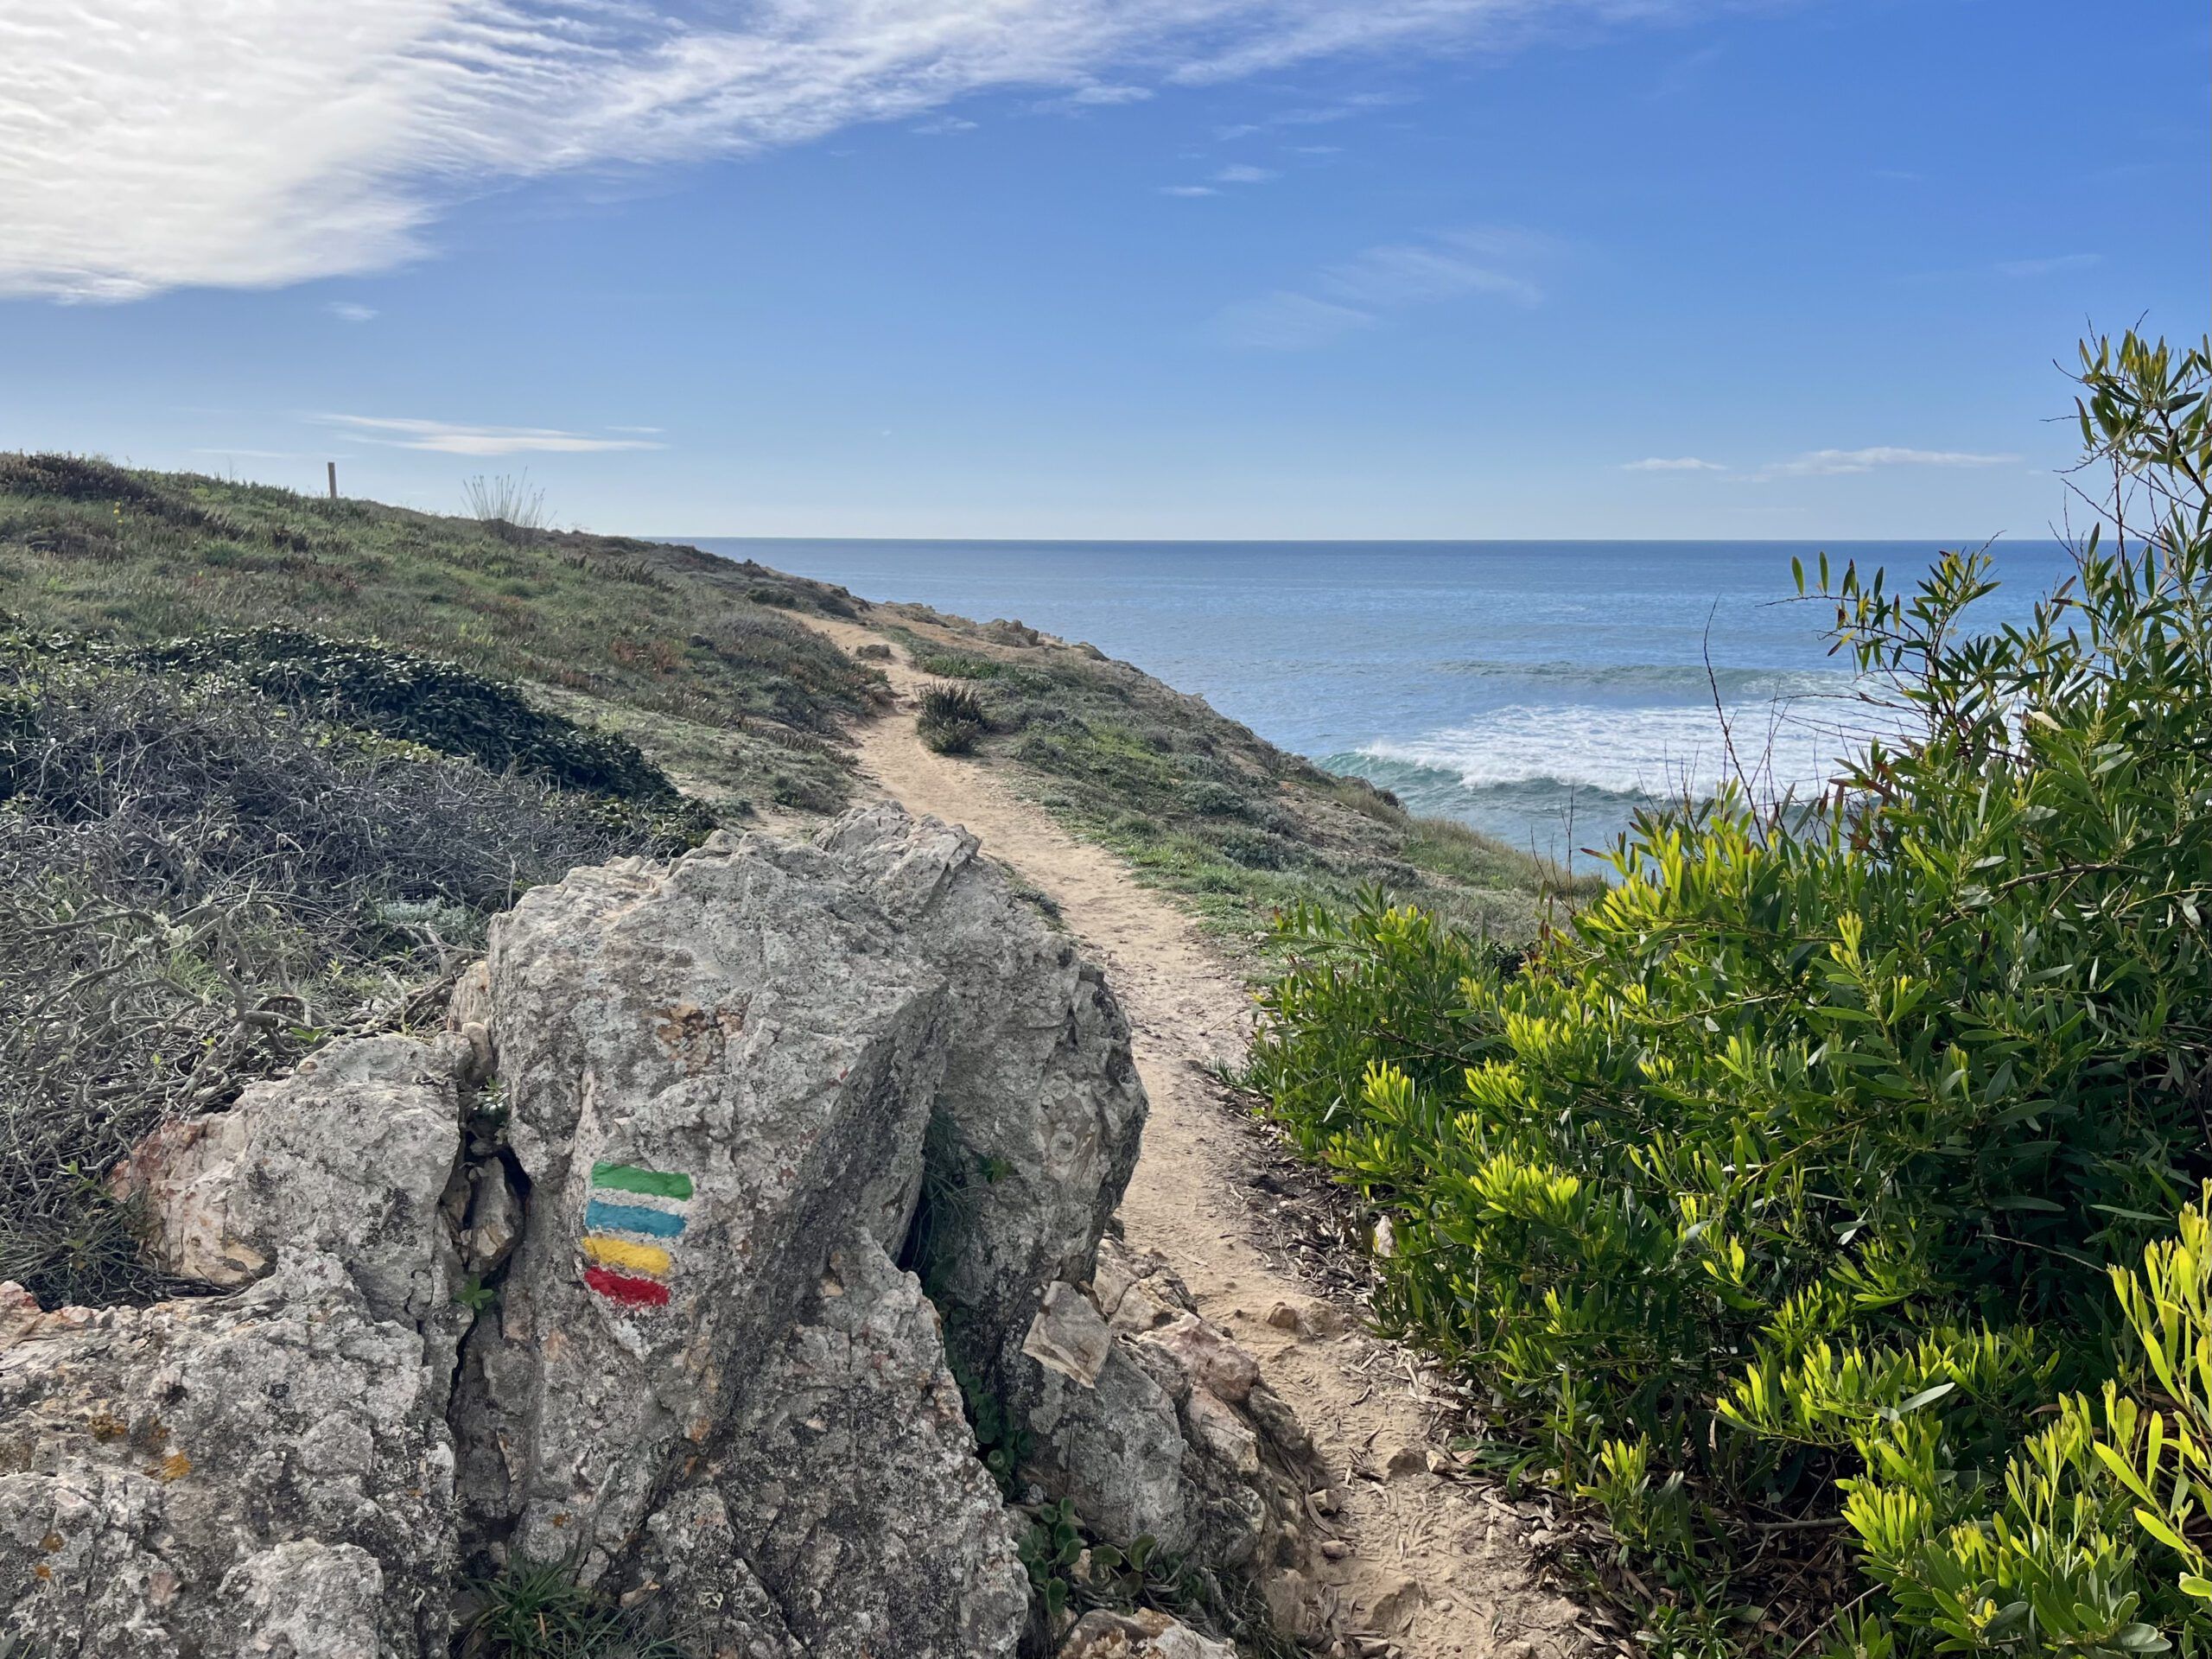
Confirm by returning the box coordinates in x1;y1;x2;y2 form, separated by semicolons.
581;1235;672;1277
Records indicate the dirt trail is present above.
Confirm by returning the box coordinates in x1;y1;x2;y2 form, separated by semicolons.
805;620;1588;1658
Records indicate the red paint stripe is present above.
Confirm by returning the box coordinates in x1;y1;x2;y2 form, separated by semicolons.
584;1265;671;1307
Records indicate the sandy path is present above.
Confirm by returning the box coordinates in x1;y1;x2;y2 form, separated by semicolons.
805;620;1588;1657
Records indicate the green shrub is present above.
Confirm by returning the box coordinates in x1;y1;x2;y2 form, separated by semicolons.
115;626;677;799
1247;333;2212;1654
917;651;1004;680
461;1556;689;1658
918;683;988;754
1829;1182;2212;1656
0;654;666;1306
1177;779;1249;818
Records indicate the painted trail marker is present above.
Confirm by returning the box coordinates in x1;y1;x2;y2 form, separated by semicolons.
581;1161;693;1309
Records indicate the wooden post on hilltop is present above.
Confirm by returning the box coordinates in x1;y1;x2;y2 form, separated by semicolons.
327;461;339;500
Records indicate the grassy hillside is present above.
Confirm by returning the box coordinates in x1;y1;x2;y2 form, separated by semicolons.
0;452;882;816
0;453;1573;942
877;607;1589;939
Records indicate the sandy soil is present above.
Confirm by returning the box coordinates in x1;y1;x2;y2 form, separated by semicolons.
804;618;1592;1658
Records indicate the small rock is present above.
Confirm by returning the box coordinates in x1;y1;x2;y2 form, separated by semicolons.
1382;1445;1428;1479
1264;1300;1305;1334
1020;1281;1114;1389
1366;1573;1426;1635
1320;1538;1351;1560
1058;1608;1236;1657
464;1159;522;1274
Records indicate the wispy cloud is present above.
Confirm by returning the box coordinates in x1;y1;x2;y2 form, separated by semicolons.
1065;83;1153;106
1903;251;2107;286
326;301;377;323
1994;252;2101;279
1758;446;2018;480
1215;291;1375;349
912;116;978;135
1215;90;1415;139
0;3;1723;300
1162;161;1276;195
1220;226;1553;348
1620;447;2022;479
316;415;663;455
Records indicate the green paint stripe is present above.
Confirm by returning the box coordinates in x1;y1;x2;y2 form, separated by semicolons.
591;1163;693;1200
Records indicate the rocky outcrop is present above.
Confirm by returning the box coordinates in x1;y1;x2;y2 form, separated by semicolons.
0;807;1320;1657
0;1255;455;1657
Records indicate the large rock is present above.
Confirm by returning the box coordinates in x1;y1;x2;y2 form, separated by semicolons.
0;806;1318;1656
820;804;1147;1387
823;808;1320;1630
109;1031;474;1376
705;1225;1029;1656
449;833;971;1583
0;1255;455;1657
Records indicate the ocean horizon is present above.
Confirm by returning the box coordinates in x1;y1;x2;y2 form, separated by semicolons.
677;536;2074;864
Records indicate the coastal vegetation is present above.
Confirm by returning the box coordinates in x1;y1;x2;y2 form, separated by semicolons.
1249;334;2212;1656
0;450;1568;947
0;451;883;817
884;613;1587;942
0;447;1567;1325
0;634;683;1307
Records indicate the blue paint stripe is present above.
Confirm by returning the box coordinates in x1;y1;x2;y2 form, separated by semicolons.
583;1198;687;1239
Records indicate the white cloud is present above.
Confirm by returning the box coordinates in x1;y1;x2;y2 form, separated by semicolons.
1624;455;1726;472
1159;184;1219;197
316;415;663;455
1318;227;1550;308
1212;162;1277;183
326;301;378;322
1758;446;2018;479
1065;83;1154;106
1;1;1723;300
912;116;978;134
1994;252;2101;279
1215;291;1376;349
1219;225;1553;349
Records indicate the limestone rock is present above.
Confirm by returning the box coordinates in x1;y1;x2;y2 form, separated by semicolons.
109;1033;469;1339
707;1227;1028;1657
455;830;954;1570
819;804;1146;1389
630;1489;801;1659
0;1255;454;1657
1025;1238;1325;1629
1;807;1322;1656
1023;1280;1116;1388
1059;1608;1240;1658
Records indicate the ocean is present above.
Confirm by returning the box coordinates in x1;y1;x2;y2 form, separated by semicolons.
683;537;2073;865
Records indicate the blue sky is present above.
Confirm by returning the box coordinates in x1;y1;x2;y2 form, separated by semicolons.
1;0;2203;539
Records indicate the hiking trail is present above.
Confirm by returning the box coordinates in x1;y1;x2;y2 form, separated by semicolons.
805;617;1592;1659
